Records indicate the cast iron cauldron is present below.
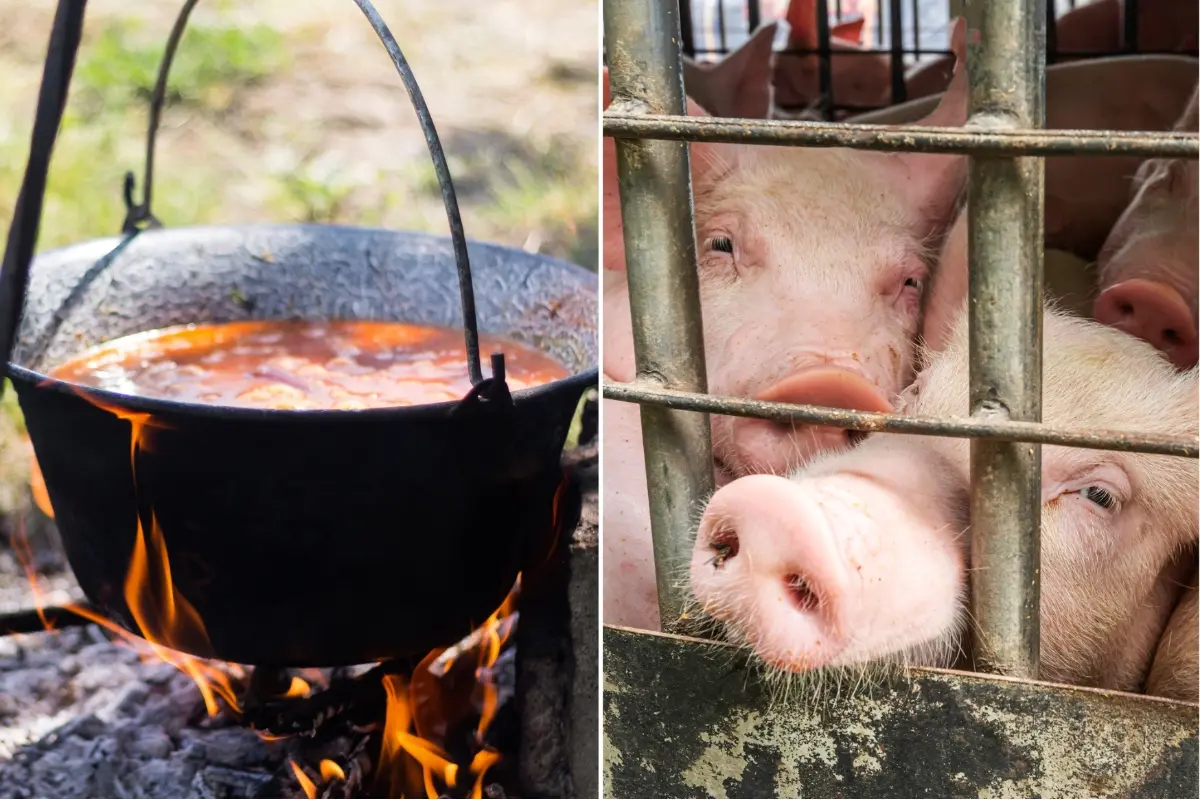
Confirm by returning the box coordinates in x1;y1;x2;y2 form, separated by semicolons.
8;224;597;666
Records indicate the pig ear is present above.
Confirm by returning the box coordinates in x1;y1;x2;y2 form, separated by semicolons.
831;15;866;45
785;0;818;50
887;17;969;236
917;16;968;129
683;22;776;119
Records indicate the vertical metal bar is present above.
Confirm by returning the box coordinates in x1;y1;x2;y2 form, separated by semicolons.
835;0;843;22
1123;0;1139;53
1045;0;1057;65
816;0;834;119
876;0;884;46
911;0;921;59
716;0;728;55
966;0;1046;681
888;0;907;103
679;0;696;59
605;0;715;633
748;0;761;32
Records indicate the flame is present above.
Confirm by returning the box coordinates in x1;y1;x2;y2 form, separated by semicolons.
319;760;345;782
9;523;51;630
285;676;312;698
21;389;244;718
476;576;520;740
24;436;54;519
289;760;318;799
378;673;461;799
375;579;520;799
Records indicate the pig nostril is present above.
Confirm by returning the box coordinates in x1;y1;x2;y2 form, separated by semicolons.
783;574;820;613
1119;302;1134;316
708;527;740;569
1163;328;1181;346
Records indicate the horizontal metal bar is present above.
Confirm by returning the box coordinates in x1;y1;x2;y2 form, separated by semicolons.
603;113;1200;158
602;381;1199;457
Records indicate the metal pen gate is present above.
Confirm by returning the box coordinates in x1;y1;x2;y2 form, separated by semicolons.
602;0;1199;796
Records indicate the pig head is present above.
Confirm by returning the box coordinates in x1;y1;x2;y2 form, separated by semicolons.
692;304;1199;692
1094;85;1199;370
606;18;970;482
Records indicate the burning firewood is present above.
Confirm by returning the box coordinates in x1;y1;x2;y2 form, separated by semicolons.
429;612;519;678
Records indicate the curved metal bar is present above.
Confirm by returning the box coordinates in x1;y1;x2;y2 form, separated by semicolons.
0;0;89;391
120;0;198;234
124;0;487;385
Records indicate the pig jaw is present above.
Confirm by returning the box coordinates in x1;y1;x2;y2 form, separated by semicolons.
691;472;966;673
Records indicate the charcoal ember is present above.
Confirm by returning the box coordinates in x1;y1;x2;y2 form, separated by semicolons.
0;626;282;798
192;766;276;799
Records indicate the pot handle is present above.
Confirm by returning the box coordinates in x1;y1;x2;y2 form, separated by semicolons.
122;0;497;389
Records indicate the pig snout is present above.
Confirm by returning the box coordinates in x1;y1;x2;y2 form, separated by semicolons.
690;472;964;672
1093;279;1198;369
729;367;893;475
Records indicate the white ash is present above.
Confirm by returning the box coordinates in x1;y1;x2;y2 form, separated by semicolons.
0;625;284;799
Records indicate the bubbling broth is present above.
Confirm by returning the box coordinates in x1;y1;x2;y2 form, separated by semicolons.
48;321;570;410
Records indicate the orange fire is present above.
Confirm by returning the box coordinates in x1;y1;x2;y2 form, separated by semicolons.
289;759;318;799
319;759;345;781
24;435;54;519
19;389;244;718
373;578;519;799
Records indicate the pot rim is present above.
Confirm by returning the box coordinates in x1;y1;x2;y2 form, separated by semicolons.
6;222;599;422
6;364;599;423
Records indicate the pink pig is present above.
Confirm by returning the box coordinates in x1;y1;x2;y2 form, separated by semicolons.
603;20;971;630
691;304;1198;692
773;0;892;117
1093;84;1199;370
906;0;1199;107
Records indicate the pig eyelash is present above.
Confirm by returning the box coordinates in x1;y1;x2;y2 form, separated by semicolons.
707;236;734;255
1082;485;1119;512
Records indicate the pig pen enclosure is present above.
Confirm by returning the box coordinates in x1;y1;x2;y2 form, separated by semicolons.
603;0;1199;798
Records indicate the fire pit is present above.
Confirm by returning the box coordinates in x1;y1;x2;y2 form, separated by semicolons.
0;0;598;796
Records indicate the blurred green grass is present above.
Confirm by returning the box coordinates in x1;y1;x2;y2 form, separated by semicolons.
0;12;596;261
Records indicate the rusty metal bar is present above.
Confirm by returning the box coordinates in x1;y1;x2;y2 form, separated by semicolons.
817;0;834;118
888;0;906;103
966;0;1046;681
1123;0;1139;54
602;381;1199;457
604;0;714;633
602;113;1199;158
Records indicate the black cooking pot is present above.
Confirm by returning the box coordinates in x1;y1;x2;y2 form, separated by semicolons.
9;225;597;666
0;0;598;666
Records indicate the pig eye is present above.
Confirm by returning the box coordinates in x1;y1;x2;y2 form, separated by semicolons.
1083;486;1118;511
903;277;923;291
708;236;734;254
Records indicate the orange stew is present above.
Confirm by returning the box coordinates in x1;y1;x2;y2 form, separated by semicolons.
48;321;569;410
